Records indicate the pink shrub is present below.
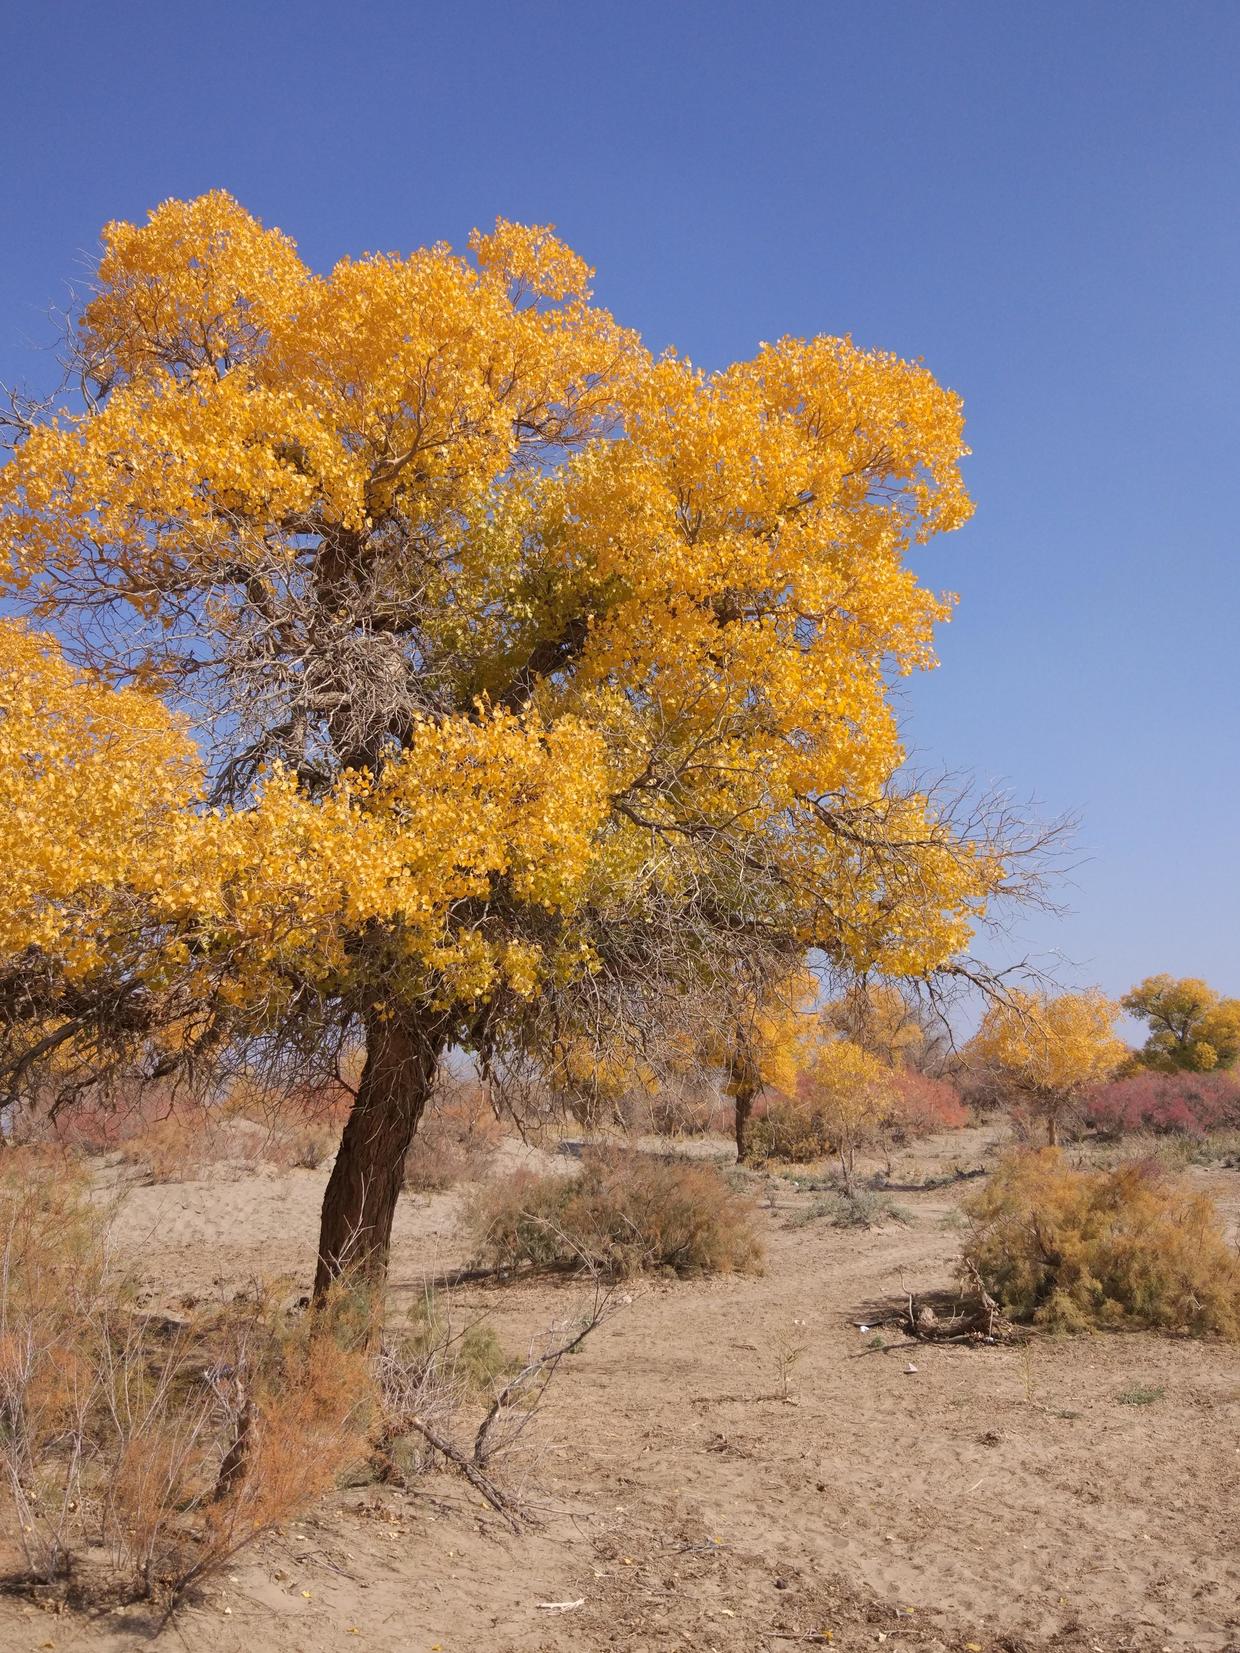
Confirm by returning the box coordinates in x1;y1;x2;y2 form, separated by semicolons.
888;1072;969;1137
1084;1071;1240;1137
12;1084;203;1155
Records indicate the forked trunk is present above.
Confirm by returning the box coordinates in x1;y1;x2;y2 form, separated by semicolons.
314;1011;448;1303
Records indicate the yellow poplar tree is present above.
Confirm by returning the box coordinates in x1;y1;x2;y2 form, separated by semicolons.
797;1037;896;1193
696;967;815;1164
1;193;1017;1292
822;980;945;1072
1122;976;1240;1073
968;989;1125;1145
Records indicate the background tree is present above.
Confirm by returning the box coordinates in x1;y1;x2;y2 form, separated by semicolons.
795;1037;895;1194
1122;975;1240;1073
0;194;1036;1295
967;989;1124;1145
700;968;814;1164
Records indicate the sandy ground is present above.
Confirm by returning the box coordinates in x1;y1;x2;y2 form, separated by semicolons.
4;1127;1238;1653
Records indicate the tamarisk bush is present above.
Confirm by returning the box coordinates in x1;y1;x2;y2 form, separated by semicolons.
0;1155;373;1600
1085;1070;1240;1138
465;1150;762;1278
962;1149;1240;1338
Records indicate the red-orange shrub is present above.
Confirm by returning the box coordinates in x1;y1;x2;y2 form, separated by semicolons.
11;1074;354;1180
1084;1071;1240;1138
888;1072;968;1137
0;1150;372;1598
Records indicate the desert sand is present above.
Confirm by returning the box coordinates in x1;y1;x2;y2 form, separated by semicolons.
4;1126;1237;1653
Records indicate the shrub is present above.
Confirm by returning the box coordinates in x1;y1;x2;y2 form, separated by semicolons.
961;1148;1240;1338
748;1094;835;1165
747;1051;938;1176
398;1294;510;1395
888;1072;969;1137
1085;1070;1240;1138
642;1089;731;1137
117;1108;232;1181
464;1150;762;1278
11;1085;223;1174
0;1151;373;1601
796;1190;912;1229
12;1080;345;1180
404;1079;503;1192
279;1120;338;1169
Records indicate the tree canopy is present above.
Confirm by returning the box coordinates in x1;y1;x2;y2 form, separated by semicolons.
967;989;1124;1144
1122;976;1240;1073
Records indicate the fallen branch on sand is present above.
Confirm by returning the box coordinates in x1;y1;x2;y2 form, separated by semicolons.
900;1263;1015;1344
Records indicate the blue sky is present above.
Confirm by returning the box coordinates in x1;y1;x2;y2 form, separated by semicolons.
2;1;1236;999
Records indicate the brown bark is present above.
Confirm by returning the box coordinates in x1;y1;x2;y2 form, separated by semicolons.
734;1080;757;1164
314;1010;448;1302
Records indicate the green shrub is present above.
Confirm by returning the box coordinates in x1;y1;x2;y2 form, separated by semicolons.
794;1191;911;1229
962;1148;1240;1338
464;1150;762;1278
398;1295;509;1394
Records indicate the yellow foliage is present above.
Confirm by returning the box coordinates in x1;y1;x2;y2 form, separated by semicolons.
799;1037;895;1186
823;981;932;1069
801;1036;893;1119
968;989;1124;1141
0;194;1001;1032
750;1036;895;1183
1122;974;1240;1073
697;967;817;1100
0;620;198;973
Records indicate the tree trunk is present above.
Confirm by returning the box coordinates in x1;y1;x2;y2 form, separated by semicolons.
734;1081;757;1164
839;1139;855;1197
314;1011;448;1302
1046;1110;1059;1148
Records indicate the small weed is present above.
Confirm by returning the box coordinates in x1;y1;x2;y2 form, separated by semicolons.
780;1171;844;1194
771;1323;806;1402
795;1191;912;1230
867;1333;886;1350
1116;1383;1165;1407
